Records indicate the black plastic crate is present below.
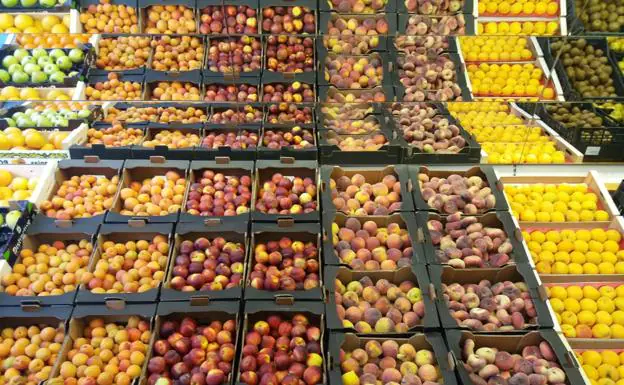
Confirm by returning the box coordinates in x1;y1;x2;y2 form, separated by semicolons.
88;34;151;76
130;124;202;160
160;220;247;302
318;51;392;88
613;180;624;215
203;34;263;79
143;70;203;101
69;123;145;160
0;202;34;261
318;129;403;165
318;12;397;40
195;126;260;161
397;13;476;35
318;84;393;103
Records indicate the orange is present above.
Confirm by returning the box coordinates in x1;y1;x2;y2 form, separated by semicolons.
24;132;46;150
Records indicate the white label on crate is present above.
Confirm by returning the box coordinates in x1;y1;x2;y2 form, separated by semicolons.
585;146;601;156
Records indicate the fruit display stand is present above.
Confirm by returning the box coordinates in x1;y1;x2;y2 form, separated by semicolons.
0;122;87;164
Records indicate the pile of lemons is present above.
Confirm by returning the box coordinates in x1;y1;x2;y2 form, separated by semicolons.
0;14;70;33
460;37;535;62
505;183;611;222
0;87;72;101
0;127;69;151
576;349;624;385
523;228;624;274
548;284;624;339
483;142;566;164
0;170;38;206
478;20;560;36
467;62;555;99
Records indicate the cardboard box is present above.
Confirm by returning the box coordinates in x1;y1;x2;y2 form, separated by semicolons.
251;158;320;223
235;301;327;385
105;157;190;223
245;221;322;301
319;165;415;213
445;329;586;385
327;332;458;385
0;219;99;306
31;157;124;228
178;159;254;223
322;211;426;267
409;165;510;213
258;125;318;160
416;211;533;268
567;338;623;385
497;171;620;225
429;264;555;331
147;301;241;385
324;265;440;331
0;162;55;207
160;220;247;302
74;221;173;304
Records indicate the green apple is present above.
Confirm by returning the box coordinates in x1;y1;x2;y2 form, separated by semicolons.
68;48;84;63
39;0;57;7
2;55;17;69
35;116;53;127
20;56;35;66
55;55;72;71
19;0;37;7
32;48;48;59
49;49;65;61
0;69;9;83
43;63;58;75
23;63;40;75
13;49;29;62
37;56;52;67
7;63;22;75
30;71;47;84
11;70;29;84
49;71;65;84
1;0;18;7
16;116;33;127
78;110;91;118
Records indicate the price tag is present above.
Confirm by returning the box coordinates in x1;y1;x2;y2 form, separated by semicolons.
584;146;601;156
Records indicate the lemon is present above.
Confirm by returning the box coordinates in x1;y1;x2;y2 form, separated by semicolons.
599;262;616;274
616;262;624;274
584;286;601;300
615;297;624;311
598;297;616;312
564;297;581;312
551;212;566;222
546;230;562;243
598;365;619;381
562;324;576;338
569;263;584;274
558;240;574;253
577;229;592;241
561;229;576;241
606;230;622;242
536;261;552;274
580;210;596;221
521;209;536;222
530;231;545;243
553;261;569;274
528;241;543;253
550;285;568;300
583;200;598;211
555;251;570;263
590;240;605;253
581;298;598;312
596;211;610;221
597;311;614;326
578;310;597;326
618;251;624;261
550;298;564;313
561;310;578;326
593;324;612;338
600;286;617;299
612;324;624;339
583;351;603;367
592;229;608;242
605;240;620;254
617;285;624;298
0;170;12;187
584;263;599;274
602;351;621;367
603;252;618;264
570;251;586;263
568;285;584;300
585;365;600;380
